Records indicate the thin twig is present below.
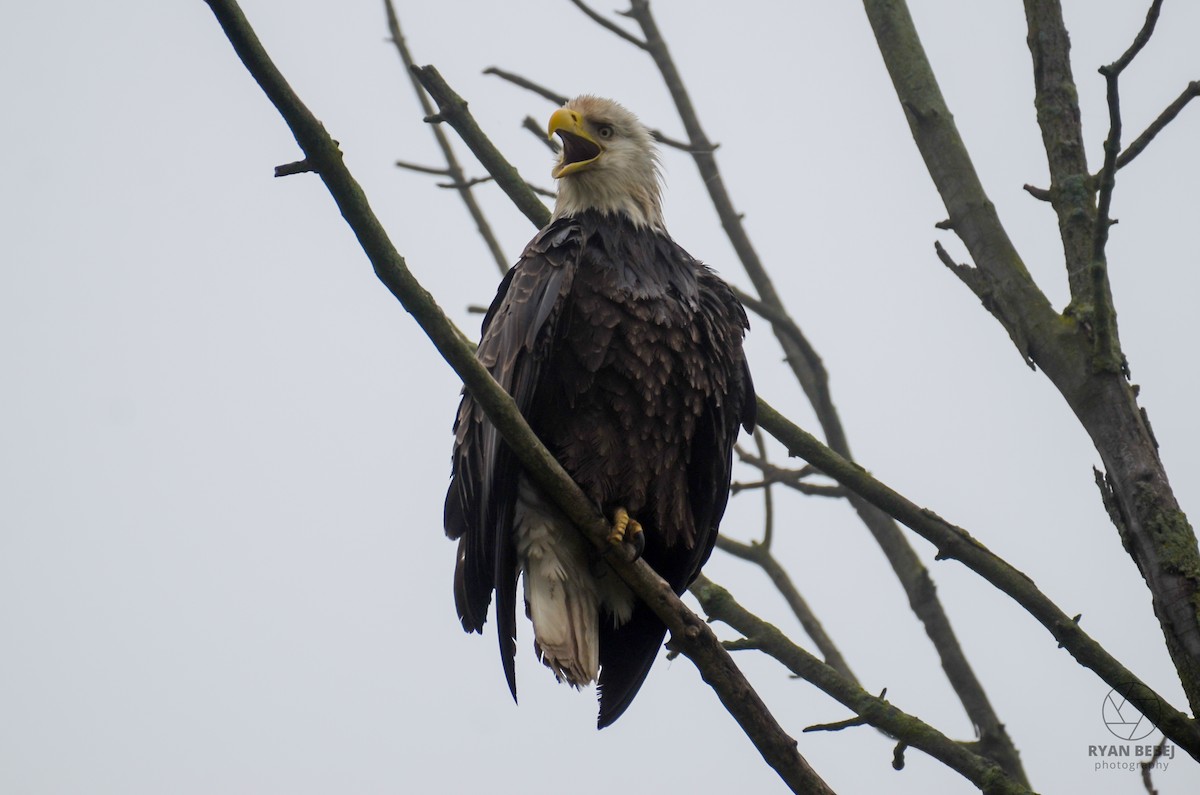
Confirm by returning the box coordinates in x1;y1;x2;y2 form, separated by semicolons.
483;66;567;104
436;174;555;199
754;429;775;549
731;476;843;498
1140;736;1168;795
723;638;760;652
1022;183;1052;202
724;433;855;681
275;157;317;177
1095;0;1164;261
394;158;451;176
737;449;844;498
803;715;869;733
385;0;509;275
1115;81;1200;170
567;0;648;49
1105;0;1163;75
483;66;700;152
436;175;494;190
523;115;561;152
526;182;557;199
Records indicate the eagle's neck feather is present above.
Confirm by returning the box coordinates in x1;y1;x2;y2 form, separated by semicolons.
551;166;665;231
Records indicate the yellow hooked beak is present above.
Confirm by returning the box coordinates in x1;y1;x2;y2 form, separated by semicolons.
548;107;603;178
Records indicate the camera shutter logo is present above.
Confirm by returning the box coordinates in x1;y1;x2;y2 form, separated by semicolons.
1102;683;1160;742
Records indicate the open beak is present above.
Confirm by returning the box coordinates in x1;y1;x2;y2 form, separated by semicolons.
548;108;602;178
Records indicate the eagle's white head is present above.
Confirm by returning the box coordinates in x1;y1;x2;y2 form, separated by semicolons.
547;95;664;230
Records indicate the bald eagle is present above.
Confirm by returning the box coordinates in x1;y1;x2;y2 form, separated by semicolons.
445;96;754;727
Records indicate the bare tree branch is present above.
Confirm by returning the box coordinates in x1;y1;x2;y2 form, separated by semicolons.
385;0;508;275
1140;736;1168;795
413;66;552;228
1104;0;1163;75
755;430;775;548
722;431;858;679
716;533;858;683
1023;0;1104;317
202;5;836;790
436;175;495;190
523;114;560;152
567;0;648;49
691;575;1034;795
275;157;318;177
483;66;567;105
755;397;1200;758
433;174;556;199
1092;0;1164;363
803;714;871;734
736;450;844;497
1115;80;1200;171
1022;183;1052;202
394;158;451;176
1095;0;1164;254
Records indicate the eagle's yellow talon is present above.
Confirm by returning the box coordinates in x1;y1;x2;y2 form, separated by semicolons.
608;507;630;546
608;508;644;547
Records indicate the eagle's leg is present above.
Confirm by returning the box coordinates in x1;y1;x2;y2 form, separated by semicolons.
608;507;646;559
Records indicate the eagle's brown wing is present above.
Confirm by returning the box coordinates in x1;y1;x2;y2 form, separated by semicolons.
595;257;755;728
444;218;580;701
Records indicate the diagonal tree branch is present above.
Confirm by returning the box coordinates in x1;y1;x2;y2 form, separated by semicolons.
201;3;834;791
384;0;508;275
721;433;857;682
754;398;1200;759
415;67;551;228
523;114;560;152
483;66;567;105
393;158;450;176
716;533;858;684
867;0;1058;365
691;575;1034;795
1114;80;1200;171
568;0;648;49
410;65;549;229
735;451;845;498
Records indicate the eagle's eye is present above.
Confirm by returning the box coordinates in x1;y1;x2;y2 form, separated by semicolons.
596;124;615;140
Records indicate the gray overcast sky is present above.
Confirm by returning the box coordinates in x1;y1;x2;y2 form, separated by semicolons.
3;1;1198;793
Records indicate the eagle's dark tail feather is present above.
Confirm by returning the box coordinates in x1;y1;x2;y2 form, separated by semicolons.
596;605;668;728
